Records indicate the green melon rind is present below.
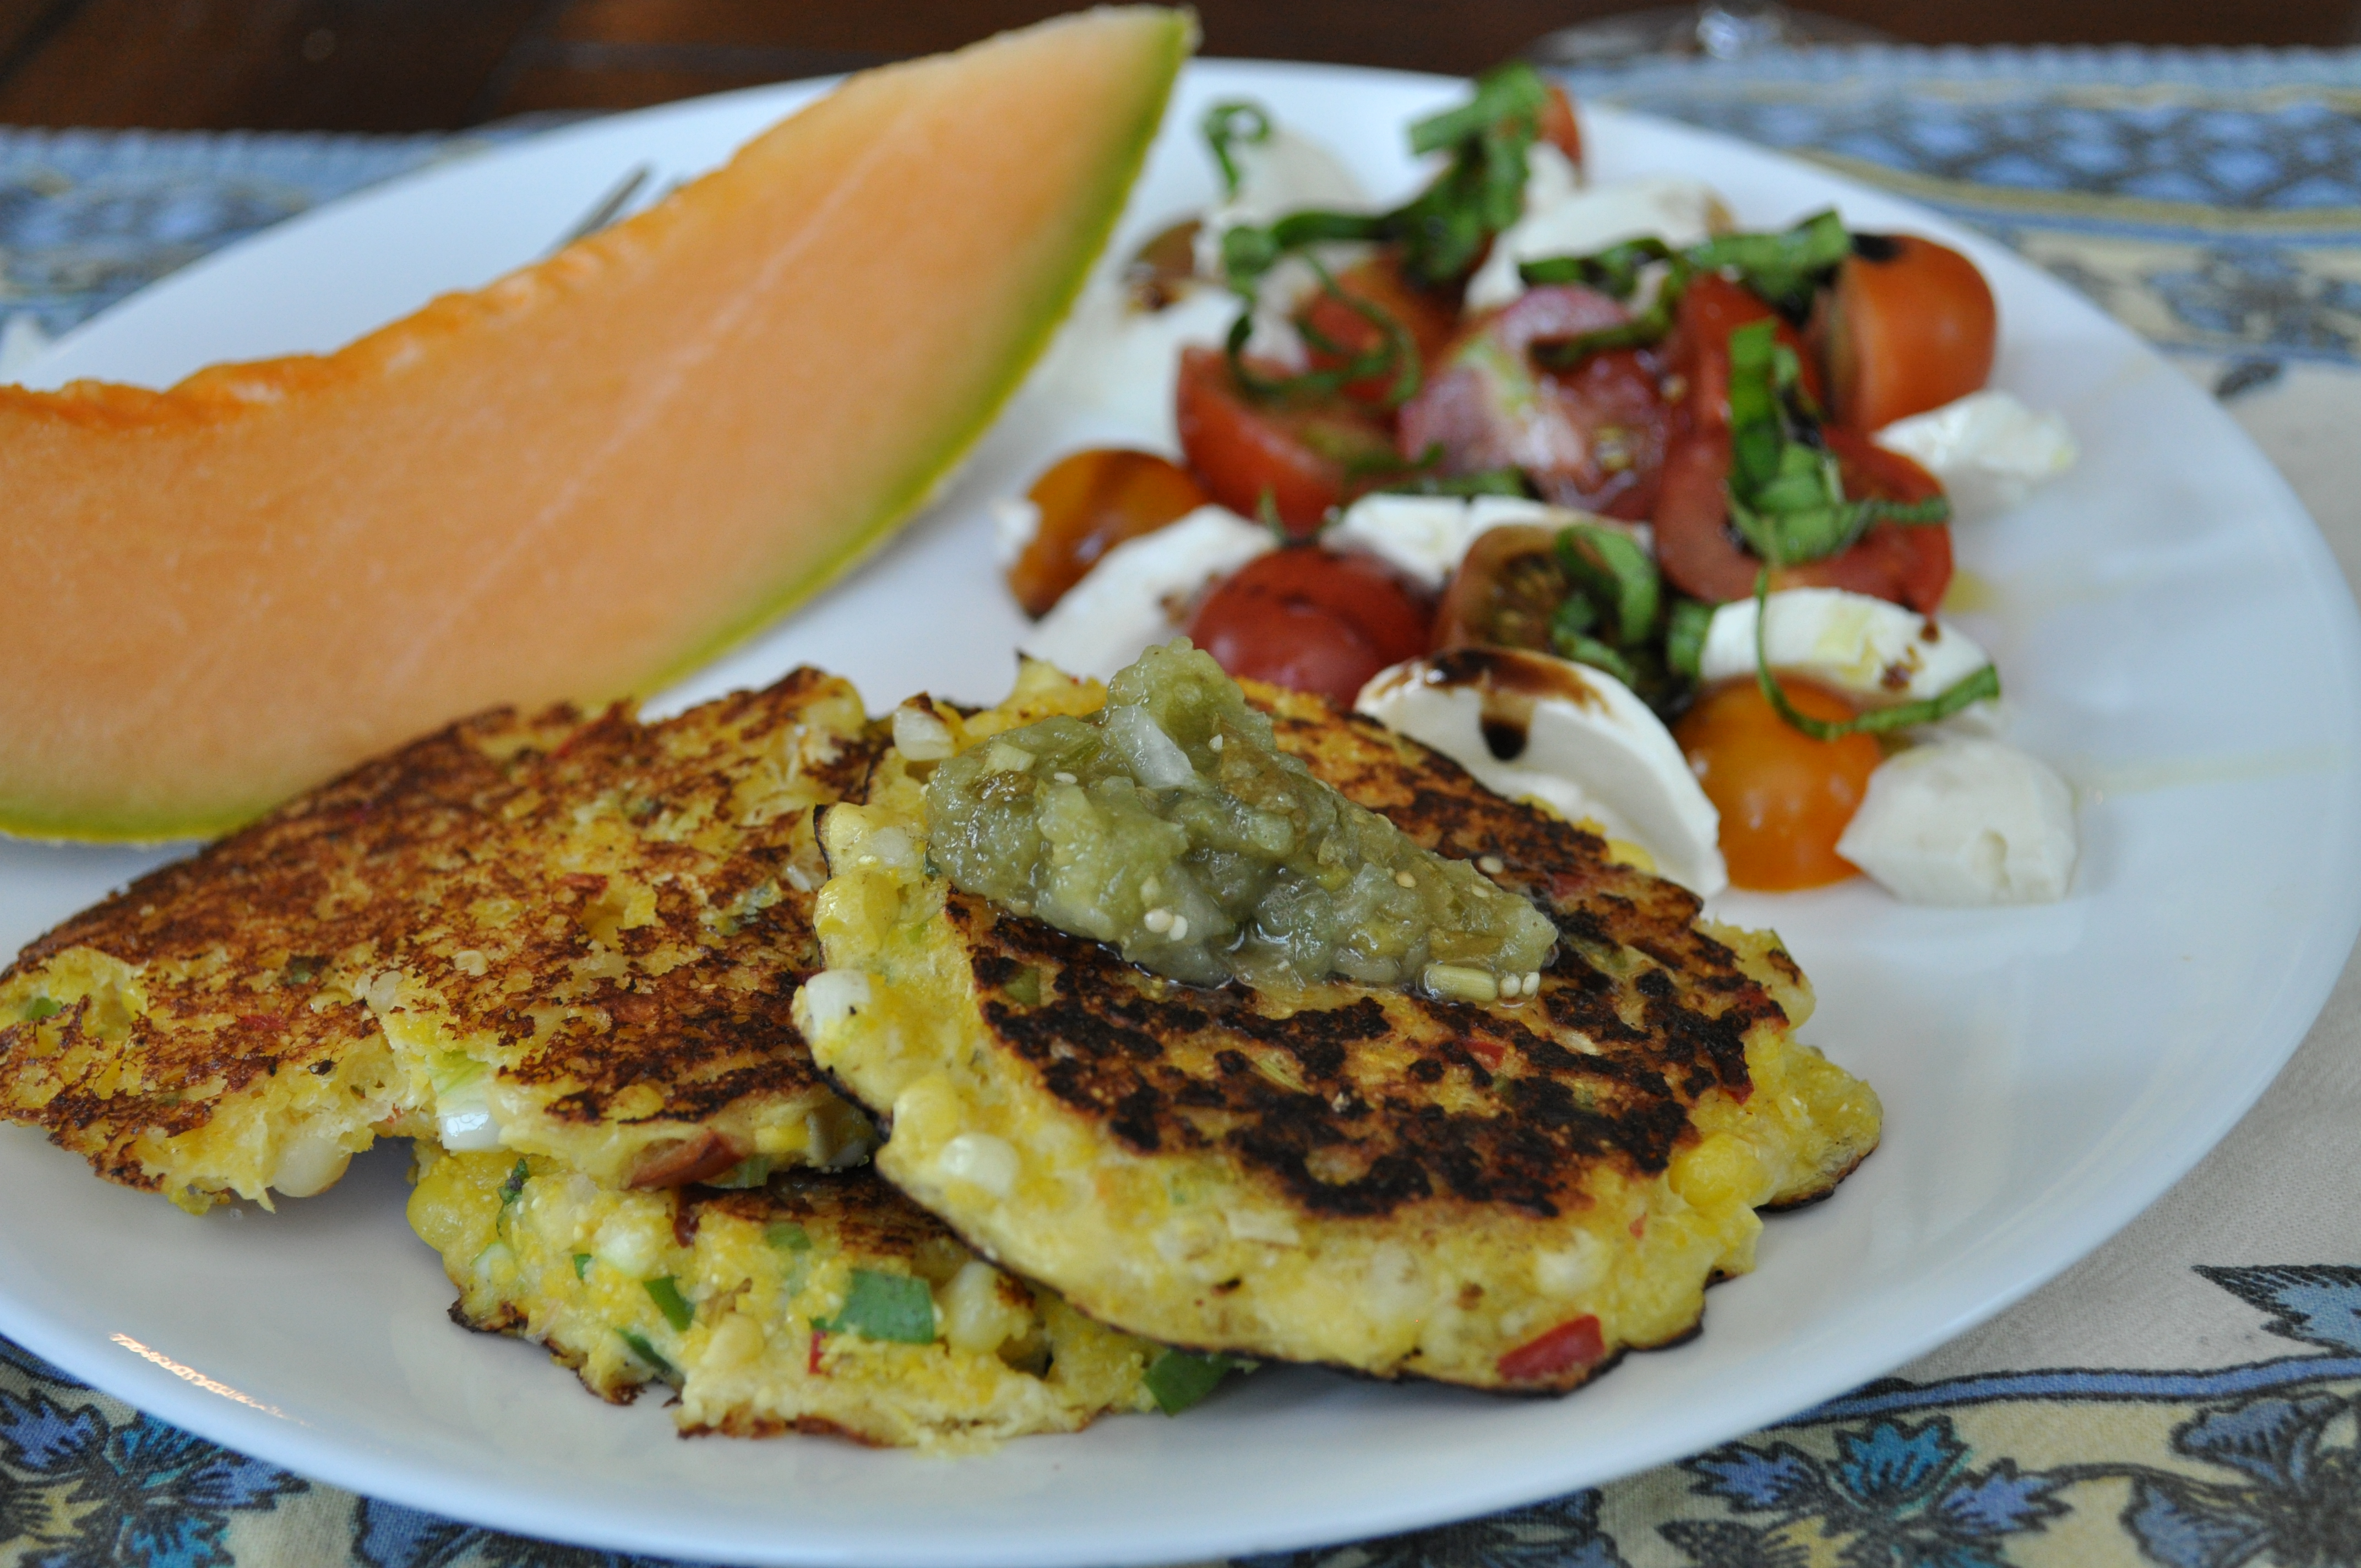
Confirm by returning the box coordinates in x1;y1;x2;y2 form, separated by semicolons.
640;9;1195;719
0;11;1194;846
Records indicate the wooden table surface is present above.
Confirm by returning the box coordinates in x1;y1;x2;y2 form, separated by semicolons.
0;0;2356;133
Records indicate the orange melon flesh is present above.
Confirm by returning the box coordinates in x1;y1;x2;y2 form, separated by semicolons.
0;8;1192;841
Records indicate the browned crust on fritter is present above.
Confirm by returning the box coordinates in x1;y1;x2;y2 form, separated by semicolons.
380;676;874;1134
0;669;874;1190
0;707;581;1188
1759;1144;1876;1211
921;685;1794;1227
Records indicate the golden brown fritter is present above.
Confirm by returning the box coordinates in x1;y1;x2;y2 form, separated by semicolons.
801;667;1881;1393
0;669;877;1209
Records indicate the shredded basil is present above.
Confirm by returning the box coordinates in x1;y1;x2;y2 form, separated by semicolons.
572;1252;591;1280
816;1269;935;1345
1389;62;1549;285
643;1275;694;1332
765;1221;813;1253
1255;489;1292;543
1664;599;1716;680
1550;622;1639;685
1520;241;1694;368
1218;62;1551;302
18;996;61;1022
497;1158;529;1207
1521;209;1854;369
1223;260;1421;409
1518;235;1677;298
1689;209;1852;319
1201;100;1271;198
1748;569;2000;739
1555;523;1658;648
1377;467;1531;498
1722;320;1948;568
1144;1348;1247;1414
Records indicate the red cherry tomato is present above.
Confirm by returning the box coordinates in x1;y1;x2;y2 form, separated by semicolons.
1819;234;1996;431
1184;548;1432;706
1664;272;1823;433
1675;677;1881;891
1174;347;1396;535
1539;84;1585;171
1007;448;1210;617
1650;427;1953;613
1396;286;1671;518
1296;249;1462;409
1430;524;1568;651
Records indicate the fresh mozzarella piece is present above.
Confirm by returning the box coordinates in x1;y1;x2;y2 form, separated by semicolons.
991;494;1042;569
1190;124;1368;280
1326;493;1581;590
1699;589;1992;709
1357;650;1727;896
1874;390;2077;521
1029;281;1239;452
1521;140;1582;214
1020;505;1271;680
1836;739;2077;905
1465;176;1730;313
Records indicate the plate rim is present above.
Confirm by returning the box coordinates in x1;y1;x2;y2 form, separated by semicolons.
4;56;2359;1568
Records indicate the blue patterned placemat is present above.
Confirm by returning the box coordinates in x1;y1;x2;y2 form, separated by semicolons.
6;47;2361;1568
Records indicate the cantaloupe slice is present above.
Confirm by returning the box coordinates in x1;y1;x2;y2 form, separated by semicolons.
0;7;1192;841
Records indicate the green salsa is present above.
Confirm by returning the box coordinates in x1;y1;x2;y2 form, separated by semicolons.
923;643;1556;993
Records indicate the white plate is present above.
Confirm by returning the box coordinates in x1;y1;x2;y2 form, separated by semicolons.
6;60;2360;1568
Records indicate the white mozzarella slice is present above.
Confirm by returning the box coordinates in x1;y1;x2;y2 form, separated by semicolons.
1874;390;2077;522
1699;589;1993;709
1325;493;1579;590
1835;739;2077;905
1521;140;1583;213
1357;650;1727;896
1029;282;1238;453
1019;505;1271;681
1464;176;1730;313
991;494;1042;569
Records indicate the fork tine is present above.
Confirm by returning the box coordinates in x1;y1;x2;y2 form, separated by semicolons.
547;165;652;255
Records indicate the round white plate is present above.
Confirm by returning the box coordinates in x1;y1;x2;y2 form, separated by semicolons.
5;59;2359;1568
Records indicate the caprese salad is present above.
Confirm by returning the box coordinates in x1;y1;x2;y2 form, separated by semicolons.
1001;64;2080;906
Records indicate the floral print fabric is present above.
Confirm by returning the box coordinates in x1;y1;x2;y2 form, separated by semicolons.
6;42;2361;1568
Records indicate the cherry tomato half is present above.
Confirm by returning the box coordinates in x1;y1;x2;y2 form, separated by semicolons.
1818;233;1996;431
1396;286;1671;518
1185;547;1433;706
1650;426;1953;613
1007;448;1210;617
1431;524;1568;652
1175;346;1396;535
1675;677;1880;891
1296;249;1463;409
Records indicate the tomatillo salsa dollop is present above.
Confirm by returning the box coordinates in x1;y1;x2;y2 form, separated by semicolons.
923;643;1556;997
